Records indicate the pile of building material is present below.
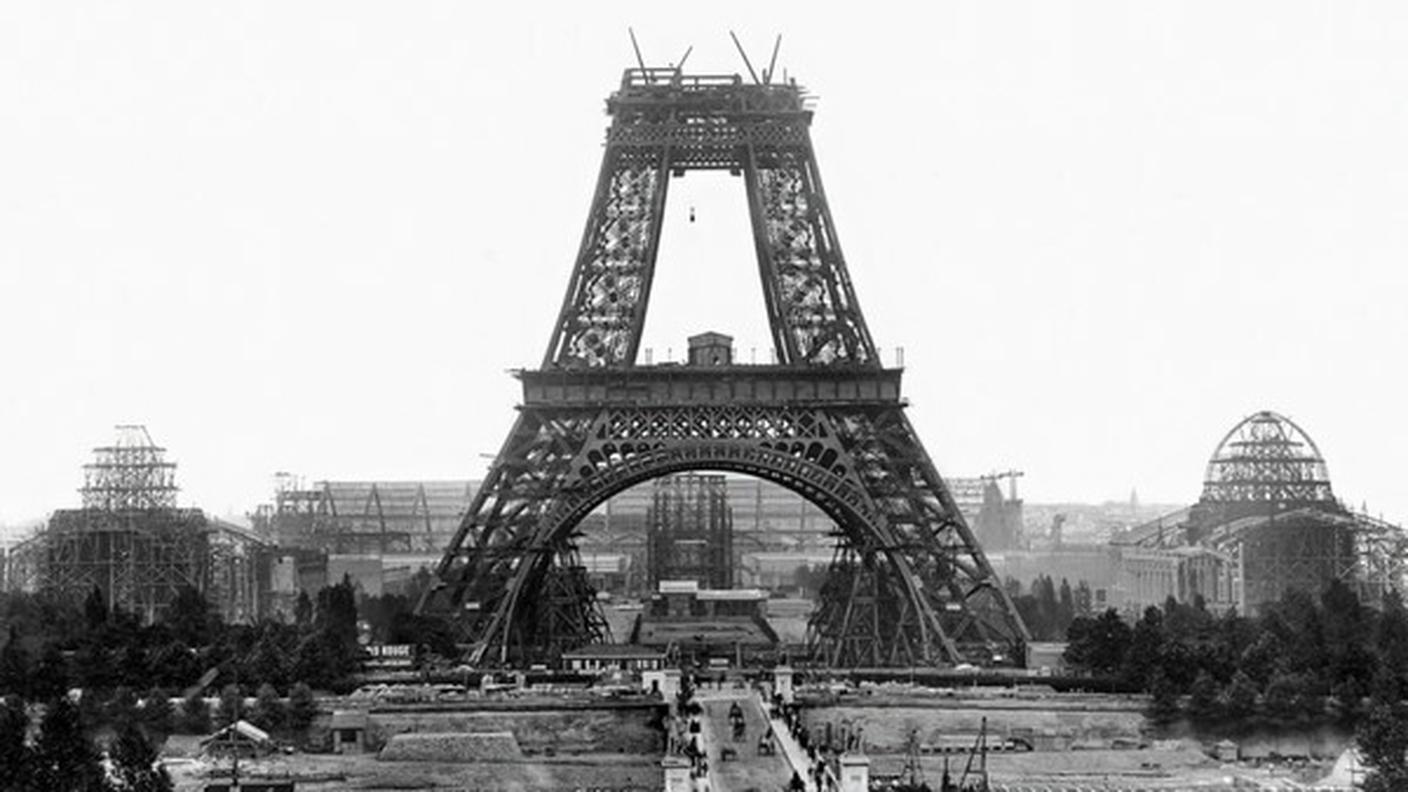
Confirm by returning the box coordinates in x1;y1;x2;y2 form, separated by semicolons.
377;731;523;763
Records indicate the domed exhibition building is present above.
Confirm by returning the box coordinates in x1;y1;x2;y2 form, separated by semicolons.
1119;410;1405;614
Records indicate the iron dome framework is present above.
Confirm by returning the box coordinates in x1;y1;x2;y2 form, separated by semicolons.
420;61;1029;668
1201;410;1335;508
1132;410;1408;611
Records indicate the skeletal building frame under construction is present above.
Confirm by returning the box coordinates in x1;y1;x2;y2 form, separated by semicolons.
4;426;270;623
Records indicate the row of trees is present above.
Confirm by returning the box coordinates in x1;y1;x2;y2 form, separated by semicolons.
1007;575;1093;641
0;574;452;790
1059;582;1408;789
0;575;439;703
1063;582;1408;724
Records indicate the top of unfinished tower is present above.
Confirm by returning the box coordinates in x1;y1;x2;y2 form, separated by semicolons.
80;424;179;510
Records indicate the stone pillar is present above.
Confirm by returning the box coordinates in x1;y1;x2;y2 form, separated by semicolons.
773;664;795;704
662;756;691;792
642;668;681;700
839;754;870;792
661;668;681;701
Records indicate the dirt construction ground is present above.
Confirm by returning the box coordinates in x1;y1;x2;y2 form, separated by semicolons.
164;748;662;791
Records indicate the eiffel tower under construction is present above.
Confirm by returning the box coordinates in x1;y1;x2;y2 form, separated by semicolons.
419;45;1030;669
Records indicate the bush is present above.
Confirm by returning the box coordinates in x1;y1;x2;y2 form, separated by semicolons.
287;683;316;731
1147;669;1180;725
251;683;285;732
141;688;174;735
216;683;243;726
1221;671;1258;719
1187;672;1221;722
109;719;174;792
106;685;139;728
32;697;105;792
179;691;210;735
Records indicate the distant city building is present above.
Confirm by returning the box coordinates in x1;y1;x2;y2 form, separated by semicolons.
738;551;836;590
252;477;474;555
579;551;632;593
1116;546;1235;614
948;471;1025;551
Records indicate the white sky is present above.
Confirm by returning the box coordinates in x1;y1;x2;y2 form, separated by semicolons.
2;2;1406;528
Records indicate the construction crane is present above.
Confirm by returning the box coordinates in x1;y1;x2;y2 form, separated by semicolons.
981;469;1025;502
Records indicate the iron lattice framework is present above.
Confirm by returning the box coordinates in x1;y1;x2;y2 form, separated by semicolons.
81;424;179;509
253;479;474;555
420;65;1028;668
1201;410;1335;506
544;68;875;369
647;473;733;590
5;426;267;623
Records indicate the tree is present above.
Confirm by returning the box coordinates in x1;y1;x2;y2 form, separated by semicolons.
30;696;105;792
1064;609;1132;677
178;691;210;735
242;632;289;689
0;627;32;698
294;591;313;628
30;644;69;703
108;720;174;792
143;641;200;691
71;642;113;692
1377;589;1408;692
1057;578;1075;635
0;695;33;789
316;577;359;645
291;634;333;690
1358;703;1408;792
1147;668;1180;725
1322;581;1374;695
287;683;316;732
387;613;458;662
216;683;243;727
1003;576;1023;601
1221;671;1259;720
251;683;284;732
1032;576;1058;639
164;586;214;647
1238;630;1286;688
1073;580;1093;618
1122;607;1165;689
81;586;108;632
1273;588;1328;676
106;685;140;729
1187;671;1221;722
141;688;173;736
1264;671;1319;722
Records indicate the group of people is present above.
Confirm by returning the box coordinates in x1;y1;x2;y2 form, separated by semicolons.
665;668;868;792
